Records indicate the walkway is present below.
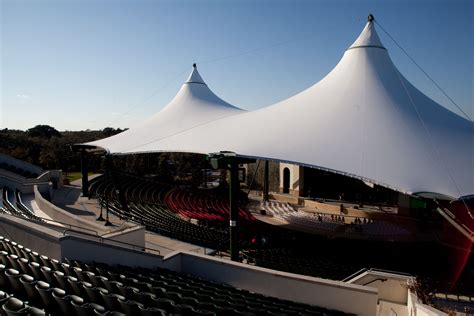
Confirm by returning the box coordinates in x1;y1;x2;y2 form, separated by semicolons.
50;176;213;256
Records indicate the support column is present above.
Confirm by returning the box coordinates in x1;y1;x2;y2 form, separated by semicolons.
263;160;269;201
80;149;89;197
208;152;254;262
105;155;129;217
229;158;239;262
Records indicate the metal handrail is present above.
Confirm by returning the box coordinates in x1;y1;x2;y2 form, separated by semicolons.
0;210;161;255
61;227;161;255
342;268;368;282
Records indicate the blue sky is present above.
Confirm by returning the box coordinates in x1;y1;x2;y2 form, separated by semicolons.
1;0;472;131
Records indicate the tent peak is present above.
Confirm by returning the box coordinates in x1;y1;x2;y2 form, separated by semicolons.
185;65;206;85
348;18;385;51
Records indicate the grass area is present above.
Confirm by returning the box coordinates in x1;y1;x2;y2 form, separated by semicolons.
64;172;94;182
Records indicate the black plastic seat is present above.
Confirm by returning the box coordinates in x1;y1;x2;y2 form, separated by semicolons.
138;305;167;316
61;262;74;276
100;290;125;311
0;290;11;304
163;290;182;303
174;303;197;316
6;254;21;271
73;267;85;280
150;285;166;298
0;250;9;266
116;284;139;300
5;241;16;255
26;262;41;279
39;266;55;285
5;268;22;294
134;281;152;292
35;281;54;311
193;299;218;313
19;274;39;305
52;288;73;315
83;283;107;304
101;280;123;293
95;311;127;316
12;244;23;258
50;259;61;271
2;297;28;316
53;270;68;290
17;258;30;275
66;276;85;297
106;270;122;282
25;306;46;315
71;297;105;316
0;264;8;288
118;297;144;315
153;297;175;311
19;247;30;260
29;251;40;264
194;310;216;316
135;291;157;308
213;304;240;315
90;275;108;288
39;255;51;269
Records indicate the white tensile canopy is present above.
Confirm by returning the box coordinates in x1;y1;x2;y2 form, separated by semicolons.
85;65;245;153
86;20;473;200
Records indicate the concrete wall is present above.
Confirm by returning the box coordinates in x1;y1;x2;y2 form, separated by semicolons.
0;154;43;175
279;163;304;197
269;192;300;204
0;214;381;315
304;200;343;213
59;235;164;269
34;185;106;234
0;170;51;194
0;214;62;260
175;251;378;316
101;225;146;248
407;290;447;316
348;270;410;305
0;213;165;269
48;170;63;189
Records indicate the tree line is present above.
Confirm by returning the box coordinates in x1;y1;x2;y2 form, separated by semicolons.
0;125;126;171
0;125;210;187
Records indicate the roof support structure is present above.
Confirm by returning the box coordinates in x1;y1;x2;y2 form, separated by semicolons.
80;149;89;197
209;152;255;261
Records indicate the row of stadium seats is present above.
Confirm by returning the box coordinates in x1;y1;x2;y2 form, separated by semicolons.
0;235;350;315
248;248;361;281
0;187;44;222
0;290;45;315
166;188;256;223
267;206;411;239
261;201;297;215
0;162;39;179
89;174;230;249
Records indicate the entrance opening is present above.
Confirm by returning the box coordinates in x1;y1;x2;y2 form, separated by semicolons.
283;167;290;194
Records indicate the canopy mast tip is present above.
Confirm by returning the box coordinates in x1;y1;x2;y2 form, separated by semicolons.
193;63;197;68
368;14;374;22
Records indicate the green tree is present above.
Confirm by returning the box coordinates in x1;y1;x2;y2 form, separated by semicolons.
27;125;61;139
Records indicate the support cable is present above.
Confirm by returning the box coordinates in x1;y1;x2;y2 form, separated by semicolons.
375;20;471;121
387;29;473;220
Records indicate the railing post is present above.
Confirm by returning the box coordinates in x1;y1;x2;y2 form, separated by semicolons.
80;149;89;197
263;160;269;201
229;157;239;262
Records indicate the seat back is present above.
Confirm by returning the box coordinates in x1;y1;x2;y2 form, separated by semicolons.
5;268;22;294
2;297;28;315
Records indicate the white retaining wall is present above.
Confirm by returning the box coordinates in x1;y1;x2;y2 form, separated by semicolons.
176;251;378;316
